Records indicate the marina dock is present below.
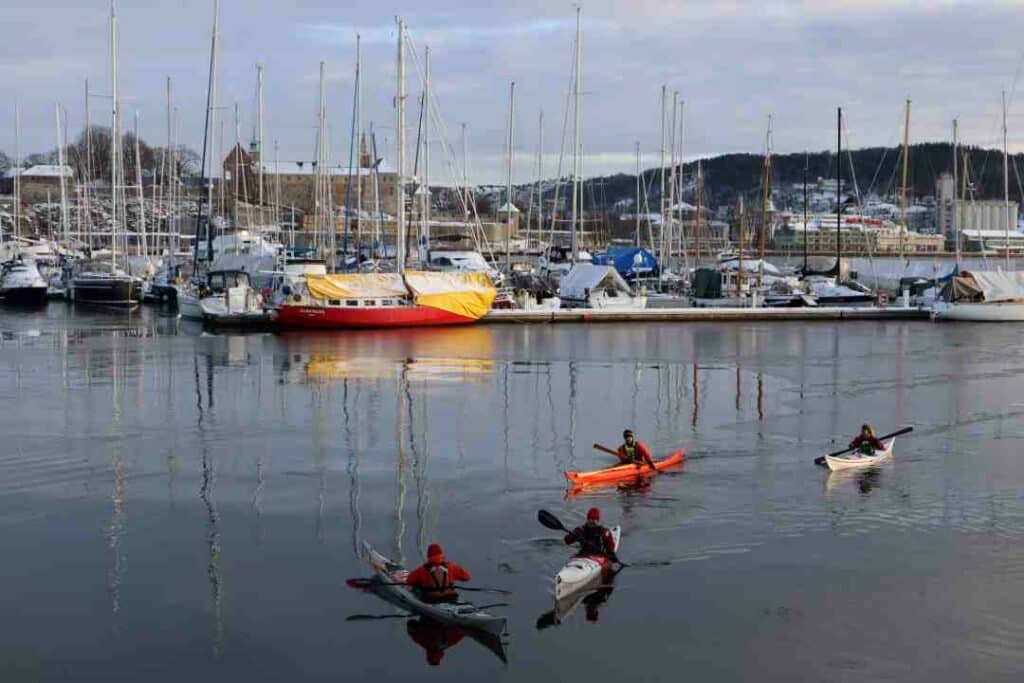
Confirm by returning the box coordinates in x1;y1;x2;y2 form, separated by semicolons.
484;306;931;324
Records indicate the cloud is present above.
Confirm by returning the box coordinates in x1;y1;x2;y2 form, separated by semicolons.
2;1;1024;184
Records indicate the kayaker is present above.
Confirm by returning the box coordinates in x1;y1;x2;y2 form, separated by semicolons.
405;543;471;604
616;429;657;470
564;507;617;557
849;424;885;455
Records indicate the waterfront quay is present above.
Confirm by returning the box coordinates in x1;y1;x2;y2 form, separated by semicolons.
484;306;930;324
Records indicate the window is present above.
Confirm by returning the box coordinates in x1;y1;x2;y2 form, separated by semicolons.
346;299;359;306
328;299;341;306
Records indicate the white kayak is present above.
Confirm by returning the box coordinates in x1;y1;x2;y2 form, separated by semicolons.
824;438;895;471
554;526;621;602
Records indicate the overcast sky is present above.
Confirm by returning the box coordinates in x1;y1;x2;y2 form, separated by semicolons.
2;1;1024;183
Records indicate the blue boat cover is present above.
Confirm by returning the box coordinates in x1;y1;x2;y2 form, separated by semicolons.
591;247;659;279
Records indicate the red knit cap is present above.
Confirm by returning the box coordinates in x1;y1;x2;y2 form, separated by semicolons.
427;543;444;561
587;507;601;521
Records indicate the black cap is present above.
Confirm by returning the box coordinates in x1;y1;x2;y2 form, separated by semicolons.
623;429;634;438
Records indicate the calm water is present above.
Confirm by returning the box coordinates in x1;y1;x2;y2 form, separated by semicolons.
1;305;1022;681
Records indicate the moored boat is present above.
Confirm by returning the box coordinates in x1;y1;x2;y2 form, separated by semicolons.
274;271;496;329
931;270;1024;321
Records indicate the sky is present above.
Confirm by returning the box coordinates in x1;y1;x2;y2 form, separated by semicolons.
2;0;1024;184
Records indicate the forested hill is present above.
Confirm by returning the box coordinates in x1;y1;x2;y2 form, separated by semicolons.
581;143;1024;209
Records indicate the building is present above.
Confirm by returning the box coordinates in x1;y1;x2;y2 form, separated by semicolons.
2;165;74;202
935;171;1019;248
222;137;399;218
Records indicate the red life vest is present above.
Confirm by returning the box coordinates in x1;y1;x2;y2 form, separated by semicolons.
419;562;457;602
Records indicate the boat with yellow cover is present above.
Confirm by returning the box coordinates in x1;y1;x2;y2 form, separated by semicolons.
274;271;496;329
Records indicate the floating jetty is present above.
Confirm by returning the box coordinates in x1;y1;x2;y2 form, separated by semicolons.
483;307;931;324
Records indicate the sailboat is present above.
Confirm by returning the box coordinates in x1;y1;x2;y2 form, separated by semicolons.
1;107;48;307
273;19;495;329
933;92;1024;321
557;8;646;310
69;1;142;308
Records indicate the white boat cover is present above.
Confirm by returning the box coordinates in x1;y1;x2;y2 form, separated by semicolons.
719;258;781;276
968;270;1024;303
559;263;633;300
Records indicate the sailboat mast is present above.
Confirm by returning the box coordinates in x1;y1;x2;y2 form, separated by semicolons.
534;110;544;243
659;85;666;268
758;114;772;291
257;64;264;212
84;79;92;251
354;34;362;250
1003;89;1010;268
836;107;842;271
505;80;515;273
396;17;407;274
952;118;959;264
899;98;910;262
134;110;146;258
164;76;172;254
569;6;581;263
13;105;20;244
423;45;431;257
56;105;70;245
194;0;219;272
635;141;641;247
737;195;744;298
802;153;809;273
206;0;219;264
668;92;677;266
109;0;120;268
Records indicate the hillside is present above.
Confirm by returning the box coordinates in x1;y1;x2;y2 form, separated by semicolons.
574;143;1024;211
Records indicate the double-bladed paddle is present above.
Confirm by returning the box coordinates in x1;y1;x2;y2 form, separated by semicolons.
813;426;913;466
537;509;628;567
345;578;512;596
346;602;510;621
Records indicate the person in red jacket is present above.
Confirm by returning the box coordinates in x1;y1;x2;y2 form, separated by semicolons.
616;429;657;470
564;507;617;558
849;424;886;455
405;543;471;604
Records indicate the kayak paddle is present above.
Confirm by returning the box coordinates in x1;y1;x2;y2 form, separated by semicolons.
345;578;513;595
347;603;509;622
537;509;628;567
812;426;913;466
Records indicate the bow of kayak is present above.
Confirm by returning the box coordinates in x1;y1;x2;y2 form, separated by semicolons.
565;450;685;487
553;526;621;602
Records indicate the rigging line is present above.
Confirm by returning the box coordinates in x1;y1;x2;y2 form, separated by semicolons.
862;111;904;199
403;30;498;259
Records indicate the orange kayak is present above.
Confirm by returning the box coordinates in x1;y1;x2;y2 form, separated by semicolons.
564;450;686;487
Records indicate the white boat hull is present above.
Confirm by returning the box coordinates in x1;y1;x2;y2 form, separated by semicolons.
553;526;620;602
931;301;1024;321
824;438;895;471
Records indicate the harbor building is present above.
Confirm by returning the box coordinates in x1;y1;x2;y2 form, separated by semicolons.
935;172;1019;250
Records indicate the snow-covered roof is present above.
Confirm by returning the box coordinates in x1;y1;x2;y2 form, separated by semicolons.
4;165;73;179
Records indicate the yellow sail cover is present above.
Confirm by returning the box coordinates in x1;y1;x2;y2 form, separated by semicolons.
403;271;497;320
305;273;408;301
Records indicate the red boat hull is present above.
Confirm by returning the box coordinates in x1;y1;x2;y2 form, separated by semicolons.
275;303;478;329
